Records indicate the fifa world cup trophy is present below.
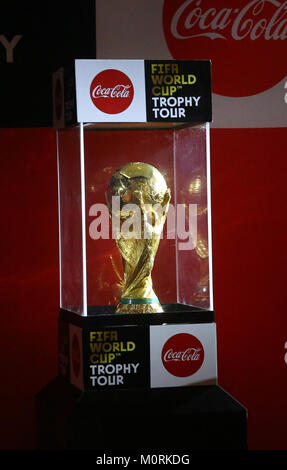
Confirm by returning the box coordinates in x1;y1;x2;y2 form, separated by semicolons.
106;162;171;313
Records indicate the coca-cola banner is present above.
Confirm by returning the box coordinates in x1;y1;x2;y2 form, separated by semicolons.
150;323;217;388
62;321;217;390
54;59;212;126
96;0;287;128
75;60;147;123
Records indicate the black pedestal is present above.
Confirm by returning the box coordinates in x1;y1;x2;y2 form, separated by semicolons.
36;376;247;451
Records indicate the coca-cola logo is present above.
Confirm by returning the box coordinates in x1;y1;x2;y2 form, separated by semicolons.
161;333;204;377
90;69;134;114
163;0;287;97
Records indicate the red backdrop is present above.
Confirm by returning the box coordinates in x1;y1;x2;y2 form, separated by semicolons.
0;126;286;449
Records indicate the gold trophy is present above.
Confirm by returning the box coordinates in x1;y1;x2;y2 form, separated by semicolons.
106;162;171;313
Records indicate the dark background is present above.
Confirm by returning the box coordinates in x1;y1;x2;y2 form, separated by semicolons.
0;2;96;126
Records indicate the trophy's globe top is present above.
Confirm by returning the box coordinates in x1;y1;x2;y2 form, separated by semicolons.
106;162;168;209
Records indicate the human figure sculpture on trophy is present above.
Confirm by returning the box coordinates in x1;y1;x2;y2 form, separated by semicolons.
106;162;171;313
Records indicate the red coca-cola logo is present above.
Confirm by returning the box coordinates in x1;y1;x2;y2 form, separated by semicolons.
90;69;134;114
71;334;81;379
161;333;204;377
163;0;287;97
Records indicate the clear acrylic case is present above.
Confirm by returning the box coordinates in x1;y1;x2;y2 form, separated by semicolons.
57;122;213;318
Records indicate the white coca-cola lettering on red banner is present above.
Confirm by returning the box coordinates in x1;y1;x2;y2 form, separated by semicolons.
161;333;204;377
163;0;287;97
90;69;134;114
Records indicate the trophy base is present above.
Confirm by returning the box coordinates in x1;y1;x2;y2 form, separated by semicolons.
86;302;214;324
58;303;217;392
116;302;164;314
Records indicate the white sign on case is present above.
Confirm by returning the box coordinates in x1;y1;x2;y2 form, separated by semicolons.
149;323;217;388
75;59;147;123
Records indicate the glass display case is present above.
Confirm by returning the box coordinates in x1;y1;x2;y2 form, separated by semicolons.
54;59;217;391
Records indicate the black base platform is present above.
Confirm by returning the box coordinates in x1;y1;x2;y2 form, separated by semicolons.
36;376;247;451
60;303;214;327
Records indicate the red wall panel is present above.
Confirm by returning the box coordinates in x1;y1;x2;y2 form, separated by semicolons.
211;127;287;449
0;128;59;448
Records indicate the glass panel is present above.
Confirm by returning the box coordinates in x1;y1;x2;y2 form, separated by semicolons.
175;124;211;309
57;123;212;315
84;128;177;309
57;127;83;313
